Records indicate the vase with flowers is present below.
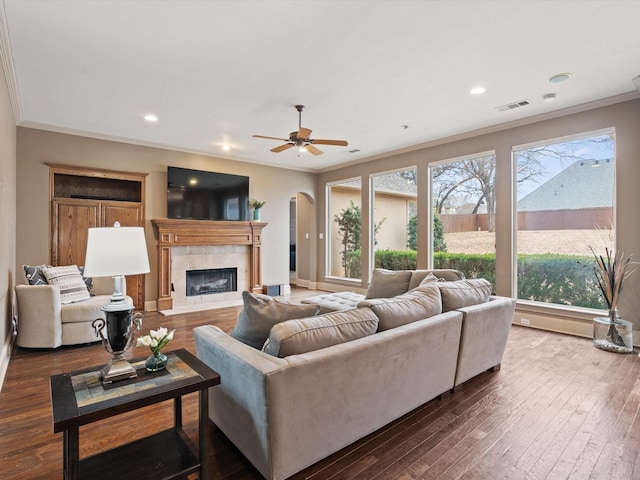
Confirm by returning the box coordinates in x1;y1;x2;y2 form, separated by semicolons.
249;199;266;221
137;327;175;371
590;247;636;353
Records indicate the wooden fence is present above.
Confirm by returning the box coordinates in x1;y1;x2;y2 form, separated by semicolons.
439;207;613;233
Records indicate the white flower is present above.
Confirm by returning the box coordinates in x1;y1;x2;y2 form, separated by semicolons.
153;327;168;339
138;326;175;355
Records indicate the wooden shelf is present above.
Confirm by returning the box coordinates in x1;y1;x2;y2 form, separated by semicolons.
78;428;199;480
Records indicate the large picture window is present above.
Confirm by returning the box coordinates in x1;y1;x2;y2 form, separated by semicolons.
429;153;497;287
514;131;615;308
370;168;417;272
327;178;362;279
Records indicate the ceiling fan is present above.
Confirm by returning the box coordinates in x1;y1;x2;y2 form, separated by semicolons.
253;105;348;155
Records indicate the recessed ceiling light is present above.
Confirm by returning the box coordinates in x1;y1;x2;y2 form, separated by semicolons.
143;113;158;122
189;178;198;185
542;93;557;103
299;147;307;153
470;86;486;95
222;145;231;151
548;73;572;84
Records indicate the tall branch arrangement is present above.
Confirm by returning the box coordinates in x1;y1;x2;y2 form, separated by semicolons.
590;247;636;315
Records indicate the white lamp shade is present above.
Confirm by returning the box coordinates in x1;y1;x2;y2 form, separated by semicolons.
83;226;150;277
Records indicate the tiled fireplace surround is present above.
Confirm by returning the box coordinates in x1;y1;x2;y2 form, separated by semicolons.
151;219;266;313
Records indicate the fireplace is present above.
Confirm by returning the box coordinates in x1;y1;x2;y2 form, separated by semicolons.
151;219;267;312
186;267;237;297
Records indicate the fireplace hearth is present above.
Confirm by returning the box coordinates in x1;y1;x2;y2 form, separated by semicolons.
186;268;237;297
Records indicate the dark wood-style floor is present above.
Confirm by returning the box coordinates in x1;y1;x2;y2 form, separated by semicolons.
2;291;640;480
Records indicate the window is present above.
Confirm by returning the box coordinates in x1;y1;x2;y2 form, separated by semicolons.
429;153;497;286
370;168;417;271
327;178;362;279
514;131;615;308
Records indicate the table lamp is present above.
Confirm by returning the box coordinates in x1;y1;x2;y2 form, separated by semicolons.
84;221;150;384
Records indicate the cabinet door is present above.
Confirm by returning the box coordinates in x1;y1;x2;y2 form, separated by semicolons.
102;202;145;309
51;199;100;266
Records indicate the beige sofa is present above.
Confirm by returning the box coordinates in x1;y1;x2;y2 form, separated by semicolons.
194;270;515;480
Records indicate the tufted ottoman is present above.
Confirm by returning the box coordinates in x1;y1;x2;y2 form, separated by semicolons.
301;291;365;313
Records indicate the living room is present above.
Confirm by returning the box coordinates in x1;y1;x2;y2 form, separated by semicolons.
2;2;640;479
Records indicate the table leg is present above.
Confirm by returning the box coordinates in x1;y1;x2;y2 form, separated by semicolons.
174;396;182;429
63;427;79;480
199;388;209;479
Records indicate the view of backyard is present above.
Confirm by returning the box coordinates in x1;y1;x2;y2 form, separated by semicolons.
445;229;612;256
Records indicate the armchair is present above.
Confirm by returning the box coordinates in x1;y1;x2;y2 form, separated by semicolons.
15;277;127;348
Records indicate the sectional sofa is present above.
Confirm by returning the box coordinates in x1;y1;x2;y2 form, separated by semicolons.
194;269;515;480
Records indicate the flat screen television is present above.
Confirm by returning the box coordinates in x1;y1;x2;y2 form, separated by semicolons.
167;166;250;221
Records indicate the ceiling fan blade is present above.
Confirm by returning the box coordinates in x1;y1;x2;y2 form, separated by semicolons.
297;127;312;140
253;134;290;141
311;139;349;147
305;144;324;156
271;143;294;153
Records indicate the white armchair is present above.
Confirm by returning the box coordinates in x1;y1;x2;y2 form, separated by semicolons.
15;277;122;348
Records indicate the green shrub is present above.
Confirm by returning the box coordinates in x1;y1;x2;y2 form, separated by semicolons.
375;250;417;270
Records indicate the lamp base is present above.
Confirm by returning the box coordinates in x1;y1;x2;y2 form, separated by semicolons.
100;353;137;385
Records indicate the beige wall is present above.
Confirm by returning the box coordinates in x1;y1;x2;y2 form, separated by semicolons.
0;58;17;382
15;128;316;309
317;99;640;329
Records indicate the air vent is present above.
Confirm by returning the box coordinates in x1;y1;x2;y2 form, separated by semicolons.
496;100;531;112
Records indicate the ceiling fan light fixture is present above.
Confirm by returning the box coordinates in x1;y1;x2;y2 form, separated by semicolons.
299;147;307;153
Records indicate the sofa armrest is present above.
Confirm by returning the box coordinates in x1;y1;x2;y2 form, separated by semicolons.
193;325;286;479
453;295;516;387
15;284;63;348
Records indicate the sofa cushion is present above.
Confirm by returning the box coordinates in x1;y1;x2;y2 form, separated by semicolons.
231;291;321;349
409;269;466;290
60;295;109;323
262;307;379;357
365;269;412;299
23;264;48;286
358;283;442;331
41;265;91;304
438;278;492;312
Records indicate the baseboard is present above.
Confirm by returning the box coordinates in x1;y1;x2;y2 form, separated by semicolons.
514;306;640;347
0;334;12;393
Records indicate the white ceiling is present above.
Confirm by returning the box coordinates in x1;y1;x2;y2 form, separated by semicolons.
2;0;639;172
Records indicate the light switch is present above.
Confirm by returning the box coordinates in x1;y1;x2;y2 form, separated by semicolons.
305;233;309;239
319;233;324;239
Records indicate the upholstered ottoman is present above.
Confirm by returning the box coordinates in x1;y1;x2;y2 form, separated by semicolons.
301;291;365;313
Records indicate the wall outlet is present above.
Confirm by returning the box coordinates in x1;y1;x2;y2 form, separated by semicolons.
520;318;531;325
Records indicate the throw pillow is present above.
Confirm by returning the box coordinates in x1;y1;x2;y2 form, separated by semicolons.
77;266;95;296
409;269;466;290
230;291;321;349
438;278;492;312
23;264;49;285
41;265;91;304
262;307;379;357
365;269;412;299
358;283;442;331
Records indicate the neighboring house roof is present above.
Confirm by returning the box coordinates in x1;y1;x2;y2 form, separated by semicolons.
517;159;614;211
372;174;417;196
335;173;418;197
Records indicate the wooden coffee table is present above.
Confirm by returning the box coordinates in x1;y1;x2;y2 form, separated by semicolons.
50;348;220;480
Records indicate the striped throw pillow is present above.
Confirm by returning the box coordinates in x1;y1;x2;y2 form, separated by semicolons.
41;265;91;304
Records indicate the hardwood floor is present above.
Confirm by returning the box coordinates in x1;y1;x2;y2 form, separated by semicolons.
2;292;640;479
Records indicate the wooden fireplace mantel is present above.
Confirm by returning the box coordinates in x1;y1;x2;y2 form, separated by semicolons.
151;219;267;311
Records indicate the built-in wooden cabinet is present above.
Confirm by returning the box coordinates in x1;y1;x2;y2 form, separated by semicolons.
48;164;147;309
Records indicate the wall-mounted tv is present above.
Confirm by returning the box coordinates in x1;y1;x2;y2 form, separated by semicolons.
167;166;250;221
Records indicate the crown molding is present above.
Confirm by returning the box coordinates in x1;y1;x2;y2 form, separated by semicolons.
0;0;22;123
